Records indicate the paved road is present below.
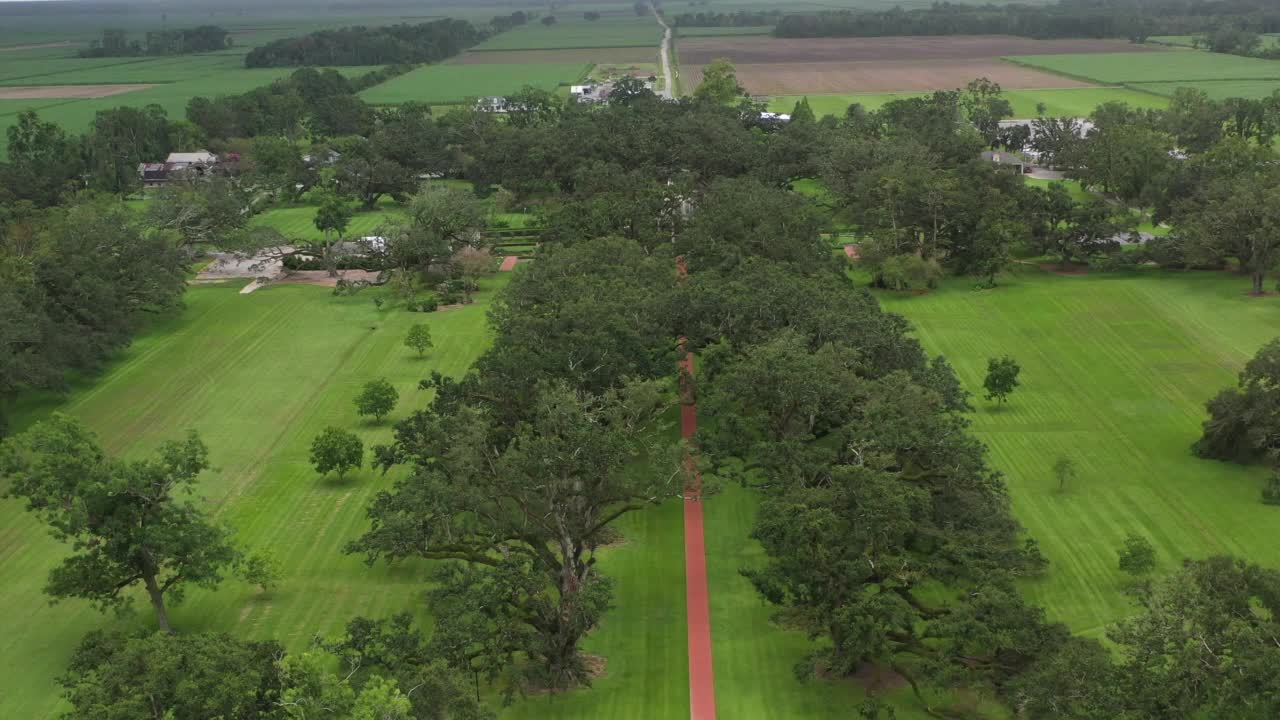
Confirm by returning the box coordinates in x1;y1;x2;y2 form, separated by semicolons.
652;6;676;99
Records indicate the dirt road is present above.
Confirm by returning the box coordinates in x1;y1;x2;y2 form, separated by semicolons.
652;5;676;98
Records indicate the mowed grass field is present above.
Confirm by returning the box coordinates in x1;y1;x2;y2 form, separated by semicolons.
360;62;590;105
877;269;1278;636
768;86;1168;118
0;276;688;718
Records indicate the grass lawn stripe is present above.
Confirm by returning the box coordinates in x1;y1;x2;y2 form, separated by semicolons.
877;268;1277;637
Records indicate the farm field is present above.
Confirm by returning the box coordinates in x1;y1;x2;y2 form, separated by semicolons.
716;59;1088;94
1147;34;1280;50
1007;50;1280;84
451;47;658;65
0;275;690;719
471;16;662;51
1129;79;1280;99
877;269;1278;635
679;35;1166;95
360;62;590;105
768;86;1168;118
0;51;366;155
678;34;1164;66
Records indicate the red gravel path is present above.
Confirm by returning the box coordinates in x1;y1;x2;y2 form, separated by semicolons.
677;257;717;720
499;256;520;271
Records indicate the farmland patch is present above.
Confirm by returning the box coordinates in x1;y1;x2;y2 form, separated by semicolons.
0;83;156;99
691;59;1088;95
452;47;657;65
1006;50;1280;84
678;34;1165;67
768;86;1168;119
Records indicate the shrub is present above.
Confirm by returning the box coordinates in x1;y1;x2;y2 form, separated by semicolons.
877;254;942;291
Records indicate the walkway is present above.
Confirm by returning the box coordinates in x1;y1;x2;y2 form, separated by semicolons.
677;256;717;720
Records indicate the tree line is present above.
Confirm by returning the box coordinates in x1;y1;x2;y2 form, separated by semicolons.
244;18;488;68
79;25;231;58
773;0;1280;42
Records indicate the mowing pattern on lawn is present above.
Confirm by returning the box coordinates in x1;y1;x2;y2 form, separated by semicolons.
878;270;1278;636
0;277;691;720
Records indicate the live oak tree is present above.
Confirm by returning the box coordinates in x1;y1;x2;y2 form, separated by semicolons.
146;173;254;251
355;378;399;422
59;630;284;720
1194;337;1280;463
1014;557;1280;720
1;415;238;633
380;184;486;277
348;381;678;691
310;426;363;480
693;57;745;105
1175;167;1280;296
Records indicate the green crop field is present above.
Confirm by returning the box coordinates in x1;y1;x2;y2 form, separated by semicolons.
877;269;1277;636
471;16;663;51
0;51;367;155
674;26;775;37
768;86;1168;119
1147;34;1280;50
1007;50;1280;84
360;62;590;105
0;274;689;719
1129;79;1280;99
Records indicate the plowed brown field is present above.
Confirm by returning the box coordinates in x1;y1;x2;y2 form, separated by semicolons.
0;83;156;99
689;59;1091;95
678;35;1165;66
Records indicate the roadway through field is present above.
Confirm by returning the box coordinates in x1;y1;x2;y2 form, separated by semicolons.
652;4;676;99
677;254;717;720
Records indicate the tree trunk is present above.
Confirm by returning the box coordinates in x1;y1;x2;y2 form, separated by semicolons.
143;572;173;633
1252;270;1265;296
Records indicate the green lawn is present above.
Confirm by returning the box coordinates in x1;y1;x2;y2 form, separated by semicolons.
768;86;1168;119
0;274;689;718
359;62;590;105
1006;50;1280;84
876;269;1278;636
471;16;662;51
